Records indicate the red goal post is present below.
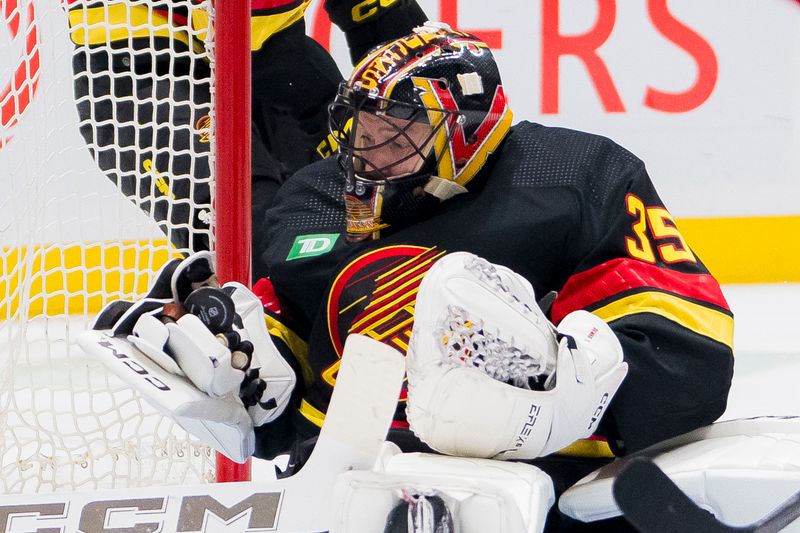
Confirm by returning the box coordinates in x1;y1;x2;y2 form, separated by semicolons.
214;0;253;483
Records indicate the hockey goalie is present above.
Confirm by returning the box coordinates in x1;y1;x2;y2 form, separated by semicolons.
80;24;743;533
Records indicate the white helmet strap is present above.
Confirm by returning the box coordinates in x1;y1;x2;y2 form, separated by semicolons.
423;175;468;200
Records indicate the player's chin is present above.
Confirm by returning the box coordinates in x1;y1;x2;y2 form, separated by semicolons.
377;160;424;181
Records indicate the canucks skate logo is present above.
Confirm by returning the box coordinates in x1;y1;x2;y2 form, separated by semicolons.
195;115;211;143
323;246;445;386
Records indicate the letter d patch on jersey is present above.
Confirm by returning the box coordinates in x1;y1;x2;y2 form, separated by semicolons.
287;234;339;261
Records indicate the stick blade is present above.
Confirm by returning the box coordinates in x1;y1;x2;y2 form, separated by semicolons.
613;457;736;533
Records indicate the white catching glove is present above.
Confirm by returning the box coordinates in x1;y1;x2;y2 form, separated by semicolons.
80;252;296;461
406;252;628;460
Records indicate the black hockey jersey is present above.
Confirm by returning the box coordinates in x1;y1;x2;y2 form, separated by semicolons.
259;121;735;459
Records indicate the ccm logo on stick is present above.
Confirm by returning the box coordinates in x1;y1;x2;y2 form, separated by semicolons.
98;338;171;392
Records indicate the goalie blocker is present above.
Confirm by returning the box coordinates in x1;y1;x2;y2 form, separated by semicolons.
79;252;296;462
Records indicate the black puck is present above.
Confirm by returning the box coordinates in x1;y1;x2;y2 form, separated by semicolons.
184;287;236;334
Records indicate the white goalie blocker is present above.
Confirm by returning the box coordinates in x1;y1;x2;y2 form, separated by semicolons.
78;251;298;463
79;328;257;462
559;417;800;531
330;442;556;533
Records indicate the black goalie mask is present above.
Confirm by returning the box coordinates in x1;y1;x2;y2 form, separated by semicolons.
329;81;459;242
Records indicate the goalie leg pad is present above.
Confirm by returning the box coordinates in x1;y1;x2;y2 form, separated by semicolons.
560;417;800;524
330;443;555;533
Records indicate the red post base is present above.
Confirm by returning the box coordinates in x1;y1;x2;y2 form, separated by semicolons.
216;452;252;482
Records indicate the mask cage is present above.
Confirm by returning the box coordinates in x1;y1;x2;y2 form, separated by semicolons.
328;82;463;185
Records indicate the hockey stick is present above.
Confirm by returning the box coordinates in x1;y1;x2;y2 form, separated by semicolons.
613;456;800;533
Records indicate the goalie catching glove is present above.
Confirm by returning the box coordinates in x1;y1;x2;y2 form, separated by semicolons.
406;252;628;460
82;252;296;461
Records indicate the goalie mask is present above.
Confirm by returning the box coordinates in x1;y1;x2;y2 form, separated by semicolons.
328;23;513;242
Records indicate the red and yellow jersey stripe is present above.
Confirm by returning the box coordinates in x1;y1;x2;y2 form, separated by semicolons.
552;257;734;351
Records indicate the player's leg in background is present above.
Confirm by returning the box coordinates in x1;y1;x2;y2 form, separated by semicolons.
72;42;212;253
251;19;343;183
250;19;345;279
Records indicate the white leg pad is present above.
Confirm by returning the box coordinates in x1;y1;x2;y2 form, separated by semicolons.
330;442;555;533
559;417;800;528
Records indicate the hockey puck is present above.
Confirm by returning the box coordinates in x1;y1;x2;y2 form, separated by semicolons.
184;287;235;334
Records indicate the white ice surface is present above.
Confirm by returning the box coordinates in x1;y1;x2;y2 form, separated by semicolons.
719;283;800;421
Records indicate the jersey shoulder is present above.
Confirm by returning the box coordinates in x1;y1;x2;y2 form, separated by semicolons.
266;157;345;233
497;121;645;209
261;157;344;272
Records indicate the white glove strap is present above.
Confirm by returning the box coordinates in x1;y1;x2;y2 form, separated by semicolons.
539;311;628;456
128;311;184;376
507;310;628;459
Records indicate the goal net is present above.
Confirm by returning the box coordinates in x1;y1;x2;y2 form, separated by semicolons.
0;0;250;493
